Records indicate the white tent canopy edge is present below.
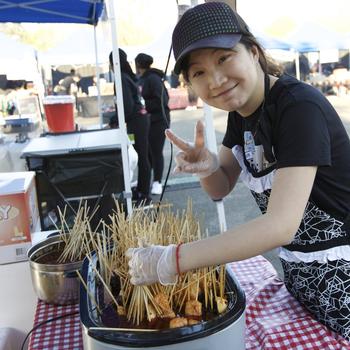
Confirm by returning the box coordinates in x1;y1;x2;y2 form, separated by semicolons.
107;0;132;215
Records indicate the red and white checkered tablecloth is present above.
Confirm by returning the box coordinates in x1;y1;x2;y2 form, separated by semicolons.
28;303;82;350
230;256;350;350
28;256;350;350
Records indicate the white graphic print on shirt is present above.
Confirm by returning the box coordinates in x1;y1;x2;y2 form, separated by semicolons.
243;131;271;172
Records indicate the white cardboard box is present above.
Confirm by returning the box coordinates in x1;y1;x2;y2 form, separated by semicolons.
0;171;40;264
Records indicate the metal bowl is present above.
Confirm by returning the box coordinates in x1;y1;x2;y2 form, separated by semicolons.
27;234;83;305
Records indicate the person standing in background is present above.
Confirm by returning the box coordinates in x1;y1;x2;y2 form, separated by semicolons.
135;53;171;196
61;69;80;95
109;49;152;205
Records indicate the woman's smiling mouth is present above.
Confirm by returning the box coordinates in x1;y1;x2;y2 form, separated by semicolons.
213;83;238;99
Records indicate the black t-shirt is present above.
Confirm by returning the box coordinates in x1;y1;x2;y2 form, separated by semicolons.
222;74;350;221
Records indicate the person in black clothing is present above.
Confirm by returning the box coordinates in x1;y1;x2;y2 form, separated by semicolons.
127;2;350;341
109;49;152;205
135;53;170;195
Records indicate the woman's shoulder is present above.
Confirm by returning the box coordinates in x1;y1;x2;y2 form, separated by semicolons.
271;74;329;109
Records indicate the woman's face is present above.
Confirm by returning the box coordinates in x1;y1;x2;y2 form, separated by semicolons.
187;44;263;115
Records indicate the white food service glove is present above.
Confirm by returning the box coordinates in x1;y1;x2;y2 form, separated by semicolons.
126;244;177;286
165;120;219;179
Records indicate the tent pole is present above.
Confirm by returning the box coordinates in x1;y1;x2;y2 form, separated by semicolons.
33;49;46;121
318;51;322;74
203;103;227;233
93;25;103;128
295;50;300;80
107;0;133;216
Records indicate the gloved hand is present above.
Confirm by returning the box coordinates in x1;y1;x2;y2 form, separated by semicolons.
126;244;177;286
165;120;219;179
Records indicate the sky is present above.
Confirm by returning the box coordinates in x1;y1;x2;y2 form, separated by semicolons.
237;0;350;36
237;0;350;63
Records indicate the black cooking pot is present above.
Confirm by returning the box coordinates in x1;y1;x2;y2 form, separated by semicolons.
80;253;245;348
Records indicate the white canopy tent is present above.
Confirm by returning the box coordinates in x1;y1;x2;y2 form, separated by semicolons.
0;32;38;80
239;0;350;79
0;0;133;214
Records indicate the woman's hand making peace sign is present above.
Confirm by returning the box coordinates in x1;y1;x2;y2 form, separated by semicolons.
165;120;220;178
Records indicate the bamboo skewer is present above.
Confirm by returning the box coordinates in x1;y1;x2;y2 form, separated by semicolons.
84;254;120;308
55;199;231;329
77;271;102;314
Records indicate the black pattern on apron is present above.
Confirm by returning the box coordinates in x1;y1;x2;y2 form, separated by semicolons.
252;189;350;340
281;258;350;340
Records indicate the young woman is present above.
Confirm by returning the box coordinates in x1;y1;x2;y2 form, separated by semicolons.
127;2;350;339
109;49;152;205
135;53;170;195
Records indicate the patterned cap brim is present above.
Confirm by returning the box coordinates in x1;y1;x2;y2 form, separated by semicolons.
173;33;242;75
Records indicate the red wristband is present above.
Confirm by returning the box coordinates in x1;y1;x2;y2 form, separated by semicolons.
175;243;183;276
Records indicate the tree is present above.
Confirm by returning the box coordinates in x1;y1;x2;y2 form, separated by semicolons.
0;23;62;51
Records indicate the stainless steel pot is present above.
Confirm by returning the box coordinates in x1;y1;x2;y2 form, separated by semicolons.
27;234;83;305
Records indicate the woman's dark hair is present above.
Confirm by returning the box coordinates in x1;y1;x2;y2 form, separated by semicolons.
135;53;153;70
240;33;283;77
180;33;283;82
109;48;137;81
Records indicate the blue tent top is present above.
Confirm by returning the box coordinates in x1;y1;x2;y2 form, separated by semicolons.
0;0;104;25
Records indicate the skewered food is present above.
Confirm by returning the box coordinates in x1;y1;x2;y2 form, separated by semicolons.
188;319;200;326
216;297;228;314
154;293;176;318
69;201;231;329
185;300;202;317
169;317;188;328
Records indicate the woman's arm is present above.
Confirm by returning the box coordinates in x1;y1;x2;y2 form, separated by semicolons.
165;122;241;199
200;145;241;200
179;166;317;272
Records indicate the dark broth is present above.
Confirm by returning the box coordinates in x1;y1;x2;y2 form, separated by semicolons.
100;302;217;330
34;243;76;264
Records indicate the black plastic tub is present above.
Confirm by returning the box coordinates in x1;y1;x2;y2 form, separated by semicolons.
80;253;246;349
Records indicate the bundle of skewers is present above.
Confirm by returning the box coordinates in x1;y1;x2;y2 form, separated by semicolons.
83;201;230;330
54;203;99;264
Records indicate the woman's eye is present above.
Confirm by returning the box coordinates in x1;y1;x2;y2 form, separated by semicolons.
192;70;203;78
218;55;230;64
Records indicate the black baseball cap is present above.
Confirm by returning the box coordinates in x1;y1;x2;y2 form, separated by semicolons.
172;2;251;75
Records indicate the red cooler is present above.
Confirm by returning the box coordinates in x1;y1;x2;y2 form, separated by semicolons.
43;95;75;133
